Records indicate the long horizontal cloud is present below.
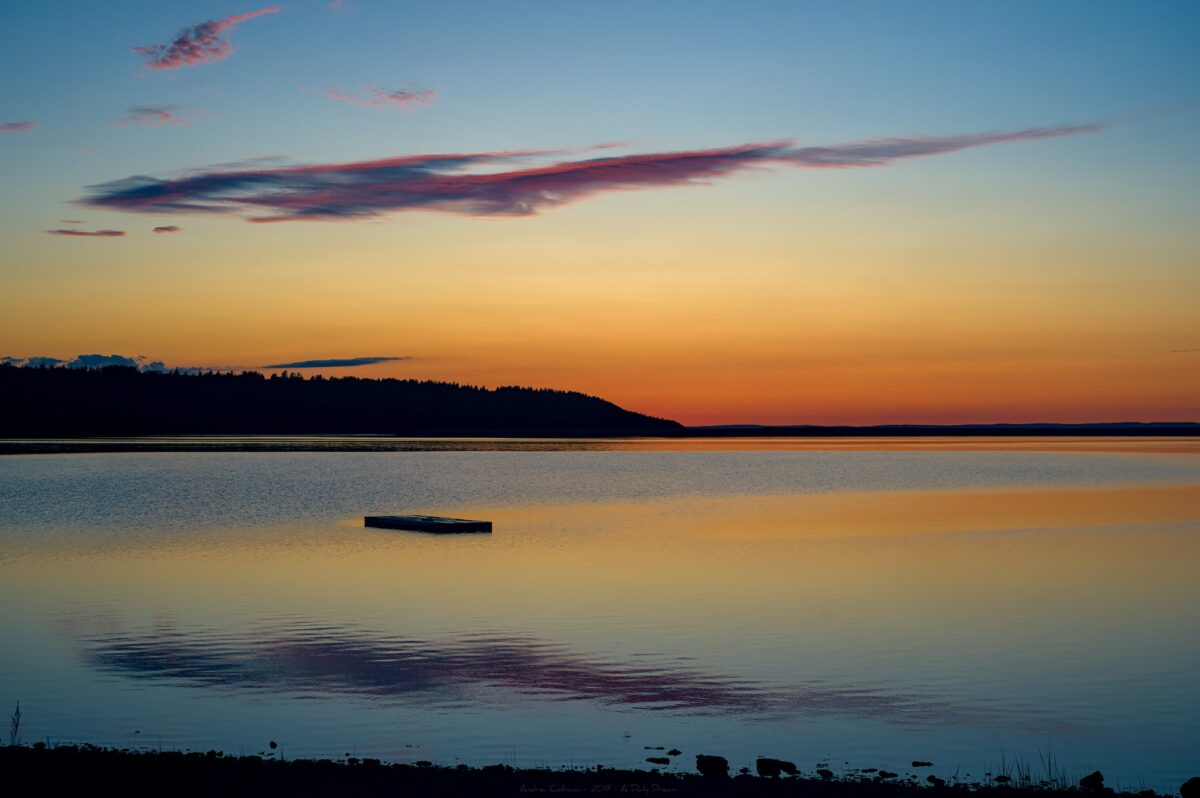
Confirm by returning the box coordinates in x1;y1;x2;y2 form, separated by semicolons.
1;121;36;132
46;228;126;237
262;356;411;368
133;6;278;70
118;105;187;126
320;85;436;108
153;225;182;233
79;124;1101;222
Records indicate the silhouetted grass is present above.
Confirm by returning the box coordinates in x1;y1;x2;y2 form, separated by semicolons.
1;742;1187;798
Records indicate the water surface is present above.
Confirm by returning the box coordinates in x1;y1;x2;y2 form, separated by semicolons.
1;439;1197;787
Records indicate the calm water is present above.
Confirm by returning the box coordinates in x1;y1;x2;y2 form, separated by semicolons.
1;440;1198;788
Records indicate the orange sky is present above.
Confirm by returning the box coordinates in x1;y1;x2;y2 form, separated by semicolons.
4;185;1197;424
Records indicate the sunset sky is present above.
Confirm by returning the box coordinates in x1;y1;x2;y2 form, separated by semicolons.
1;1;1197;425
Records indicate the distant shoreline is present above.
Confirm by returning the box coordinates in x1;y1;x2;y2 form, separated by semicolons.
685;423;1200;437
1;427;1198;455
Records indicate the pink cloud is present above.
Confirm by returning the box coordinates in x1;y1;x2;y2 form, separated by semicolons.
1;121;36;132
117;105;188;126
46;228;126;237
81;123;1103;222
319;85;437;109
133;6;278;70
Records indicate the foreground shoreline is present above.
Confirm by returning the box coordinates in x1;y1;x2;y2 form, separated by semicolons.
3;744;1194;798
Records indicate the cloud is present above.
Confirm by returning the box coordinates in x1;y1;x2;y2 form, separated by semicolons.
61;219;84;224
67;354;142;369
5;353;189;372
45;228;126;237
117;105;188;126
1;121;36;132
79;123;1103;223
133;6;278;70
67;354;170;371
319;85;436;109
2;356;64;368
153;225;182;233
262;356;411;369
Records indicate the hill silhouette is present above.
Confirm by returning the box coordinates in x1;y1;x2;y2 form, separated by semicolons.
0;364;682;436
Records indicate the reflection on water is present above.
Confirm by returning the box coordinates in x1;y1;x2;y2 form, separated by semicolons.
0;440;1198;787
78;624;1035;727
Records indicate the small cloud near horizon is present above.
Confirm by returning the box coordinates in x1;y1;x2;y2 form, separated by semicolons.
153;225;182;233
1;121;36;132
79;123;1104;223
262;356;412;369
3;354;166;371
133;6;278;70
3;356;64;368
46;228;126;237
319;85;436;109
118;105;188;126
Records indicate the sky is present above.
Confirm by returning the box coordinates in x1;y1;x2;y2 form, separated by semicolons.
1;0;1197;425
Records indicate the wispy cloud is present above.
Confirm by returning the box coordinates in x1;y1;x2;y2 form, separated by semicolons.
46;228;126;237
1;121;36;132
133;6;278;70
153;225;182;233
319;85;436;109
61;219;84;224
117;105;188;126
79;123;1102;223
262;356;411;369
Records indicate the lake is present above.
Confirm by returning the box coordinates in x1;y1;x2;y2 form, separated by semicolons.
1;438;1197;788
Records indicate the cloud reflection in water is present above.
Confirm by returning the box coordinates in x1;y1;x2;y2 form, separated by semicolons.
76;623;1059;729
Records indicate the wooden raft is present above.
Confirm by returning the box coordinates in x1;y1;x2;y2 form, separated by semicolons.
364;514;492;534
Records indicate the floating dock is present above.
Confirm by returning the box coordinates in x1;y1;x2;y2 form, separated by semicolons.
364;514;492;534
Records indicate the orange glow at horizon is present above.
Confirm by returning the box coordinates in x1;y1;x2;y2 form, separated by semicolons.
3;177;1196;426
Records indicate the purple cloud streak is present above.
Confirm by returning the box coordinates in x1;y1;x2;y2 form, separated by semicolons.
79;124;1101;223
1;121;36;132
133;6;278;70
46;228;126;237
118;105;187;126
321;85;436;108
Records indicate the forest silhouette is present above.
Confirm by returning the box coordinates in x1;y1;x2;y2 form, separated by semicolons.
0;364;682;436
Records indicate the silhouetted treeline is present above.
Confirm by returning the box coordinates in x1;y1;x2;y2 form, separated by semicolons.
0;364;682;436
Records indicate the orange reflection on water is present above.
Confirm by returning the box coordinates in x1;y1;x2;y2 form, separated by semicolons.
16;483;1199;633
